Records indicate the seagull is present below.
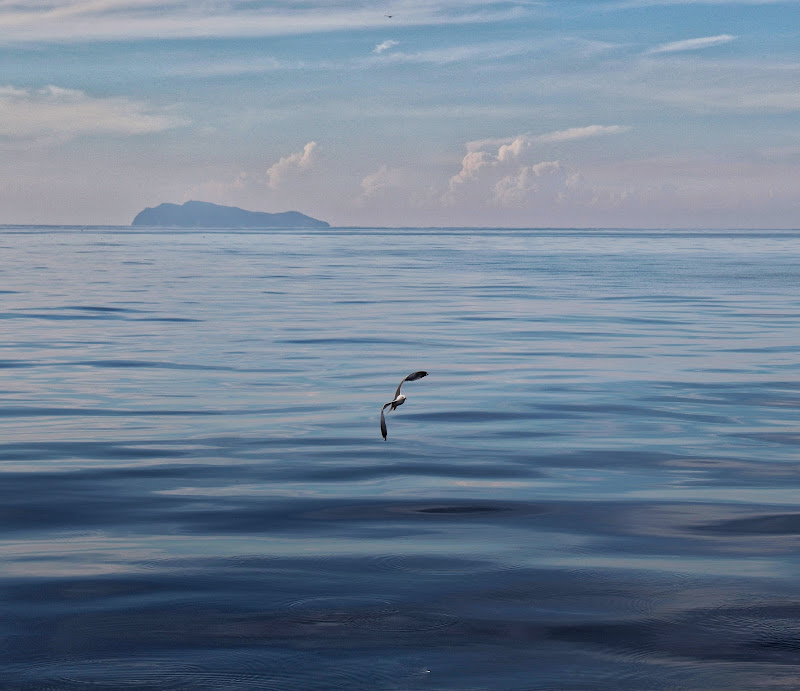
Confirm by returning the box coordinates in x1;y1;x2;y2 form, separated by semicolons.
380;370;428;440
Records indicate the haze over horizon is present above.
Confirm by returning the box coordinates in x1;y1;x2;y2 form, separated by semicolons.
2;0;798;228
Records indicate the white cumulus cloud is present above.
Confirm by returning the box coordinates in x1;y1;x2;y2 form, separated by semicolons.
493;160;565;206
360;164;404;197
447;135;555;207
266;141;319;189
446;125;630;211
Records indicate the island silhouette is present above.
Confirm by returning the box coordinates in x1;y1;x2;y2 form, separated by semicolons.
132;201;329;228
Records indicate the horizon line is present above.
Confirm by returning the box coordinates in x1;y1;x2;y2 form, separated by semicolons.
1;224;799;232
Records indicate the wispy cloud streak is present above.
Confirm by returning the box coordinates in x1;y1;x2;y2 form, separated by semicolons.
609;0;793;8
0;0;531;43
0;84;184;143
647;34;737;54
466;125;630;152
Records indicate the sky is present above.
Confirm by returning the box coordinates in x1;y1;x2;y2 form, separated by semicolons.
1;0;798;228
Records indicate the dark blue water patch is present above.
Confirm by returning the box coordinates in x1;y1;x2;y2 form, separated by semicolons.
536;449;687;470
259;435;382;448
0;453;538;487
723;345;800;353
598;294;720;304
3;561;797;688
1;653;431;690
71;359;287;373
0;359;30;368
76;359;216;369
278;336;447;346
548;602;800;666
136;316;203;323
0;310;202;323
0;311;125;321
0;440;193;461
0;405;318;418
297;499;548;523
301;461;540;481
505;329;627;339
610;316;696;326
468;428;562;441
127;499;553;539
659;455;800;484
732;431;800;446
456;315;516;321
65;305;146;313
0;406;227;417
721;311;800;321
0;358;257;371
546;402;730;424
650;390;800;410
0;474;545;536
497;350;646;359
666;380;800;393
692;513;800;535
401;409;565;423
0;487;180;533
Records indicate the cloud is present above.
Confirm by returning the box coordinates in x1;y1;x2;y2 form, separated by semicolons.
529;56;800;114
534;124;631;143
0;84;183;143
373;40;399;54
171;39;537;79
360;165;403;197
266;141;319;189
493;160;566;205
186;141;322;204
609;0;790;7
447;135;554;206
0;0;532;43
368;40;534;65
446;125;629;209
647;34;737;54
461;125;628;157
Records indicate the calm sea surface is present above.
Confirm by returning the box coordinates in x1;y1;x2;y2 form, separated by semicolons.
2;227;800;689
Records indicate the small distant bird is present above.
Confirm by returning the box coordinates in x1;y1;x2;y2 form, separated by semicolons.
385;14;393;18
380;370;428;440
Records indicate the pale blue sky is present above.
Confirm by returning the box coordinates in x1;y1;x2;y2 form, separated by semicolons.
1;0;798;227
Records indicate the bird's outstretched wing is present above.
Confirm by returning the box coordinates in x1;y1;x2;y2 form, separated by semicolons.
380;401;393;440
394;370;428;400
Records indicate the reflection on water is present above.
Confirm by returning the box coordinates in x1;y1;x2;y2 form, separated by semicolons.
2;227;800;688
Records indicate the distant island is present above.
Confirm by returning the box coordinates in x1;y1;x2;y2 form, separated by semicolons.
131;201;330;228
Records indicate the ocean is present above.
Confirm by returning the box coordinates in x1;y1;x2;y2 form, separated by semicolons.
2;226;800;689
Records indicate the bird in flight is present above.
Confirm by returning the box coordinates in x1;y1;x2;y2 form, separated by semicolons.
380;370;428;440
